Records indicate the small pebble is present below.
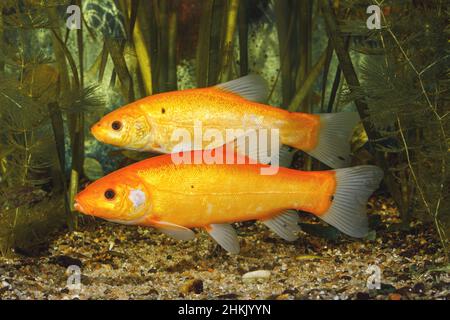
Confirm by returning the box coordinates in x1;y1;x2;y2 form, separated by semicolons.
356;292;370;300
242;270;271;281
388;293;402;300
180;279;203;294
413;283;425;294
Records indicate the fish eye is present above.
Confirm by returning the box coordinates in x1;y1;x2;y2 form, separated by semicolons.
111;121;122;131
104;189;116;200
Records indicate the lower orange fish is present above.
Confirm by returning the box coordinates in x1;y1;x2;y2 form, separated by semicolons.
74;150;383;253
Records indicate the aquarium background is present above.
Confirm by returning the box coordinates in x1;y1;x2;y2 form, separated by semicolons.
0;0;448;299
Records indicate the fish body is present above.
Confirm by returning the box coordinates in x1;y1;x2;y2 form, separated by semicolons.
75;150;383;253
91;75;360;168
121;151;334;228
130;87;318;153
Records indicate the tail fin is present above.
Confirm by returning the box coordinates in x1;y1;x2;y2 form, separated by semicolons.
306;112;360;169
318;165;384;238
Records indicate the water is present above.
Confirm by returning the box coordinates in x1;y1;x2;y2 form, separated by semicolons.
0;0;448;300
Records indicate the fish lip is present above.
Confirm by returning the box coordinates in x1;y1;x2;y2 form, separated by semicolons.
73;201;84;213
90;123;102;140
90;123;121;147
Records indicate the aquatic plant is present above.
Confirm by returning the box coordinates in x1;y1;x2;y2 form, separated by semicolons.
0;0;104;254
323;0;449;256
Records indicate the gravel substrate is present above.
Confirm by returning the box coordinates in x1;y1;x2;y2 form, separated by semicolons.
0;197;448;300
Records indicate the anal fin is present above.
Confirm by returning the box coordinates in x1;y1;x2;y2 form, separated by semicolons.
262;210;300;242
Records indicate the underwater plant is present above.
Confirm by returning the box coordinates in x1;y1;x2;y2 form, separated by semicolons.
329;0;449;256
0;0;104;255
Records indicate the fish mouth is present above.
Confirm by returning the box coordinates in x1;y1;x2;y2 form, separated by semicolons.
73;201;84;213
90;123;104;141
90;123;124;147
74;201;96;217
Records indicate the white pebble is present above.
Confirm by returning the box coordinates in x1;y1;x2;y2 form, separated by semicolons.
242;270;271;280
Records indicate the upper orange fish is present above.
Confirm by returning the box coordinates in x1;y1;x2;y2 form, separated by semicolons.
91;75;359;168
74;149;383;253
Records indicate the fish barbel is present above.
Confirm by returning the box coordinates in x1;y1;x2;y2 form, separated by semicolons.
91;75;360;168
74;150;383;253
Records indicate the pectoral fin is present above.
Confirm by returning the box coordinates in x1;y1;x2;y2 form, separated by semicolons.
205;224;240;254
151;220;196;241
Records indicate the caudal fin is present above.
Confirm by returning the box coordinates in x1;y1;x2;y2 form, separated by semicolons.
318;165;384;238
306;112;360;169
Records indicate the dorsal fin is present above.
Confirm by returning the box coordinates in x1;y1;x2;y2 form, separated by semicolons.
214;74;269;103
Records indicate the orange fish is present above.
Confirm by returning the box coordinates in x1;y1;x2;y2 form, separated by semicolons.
74;150;383;253
91;75;360;168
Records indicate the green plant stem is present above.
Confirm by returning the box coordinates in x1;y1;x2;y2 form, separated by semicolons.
0;12;4;73
238;0;248;76
167;4;178;91
98;42;109;82
218;0;240;83
288;47;328;112
320;40;333;113
155;0;169;91
51;29;80;89
196;0;214;87
48;101;72;228
105;39;135;101
133;0;154;95
320;6;378;135
274;0;295;107
295;0;313;112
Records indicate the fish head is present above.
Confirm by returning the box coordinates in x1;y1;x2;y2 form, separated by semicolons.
74;172;151;224
91;106;153;151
